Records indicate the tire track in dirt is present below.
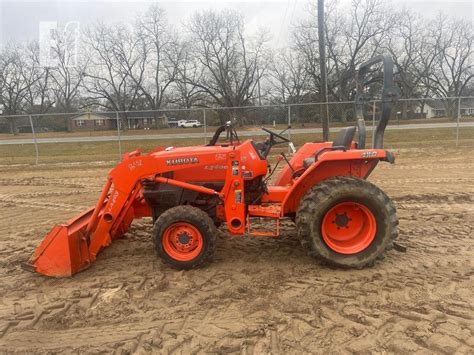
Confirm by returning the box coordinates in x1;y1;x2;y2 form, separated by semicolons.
395;192;474;203
0;177;88;189
0;194;88;212
1;147;474;353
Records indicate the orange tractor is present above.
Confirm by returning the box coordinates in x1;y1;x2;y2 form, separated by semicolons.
26;55;399;277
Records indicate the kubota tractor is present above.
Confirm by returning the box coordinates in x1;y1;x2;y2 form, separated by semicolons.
26;55;399;277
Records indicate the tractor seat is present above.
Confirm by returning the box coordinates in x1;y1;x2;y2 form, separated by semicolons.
303;126;357;169
333;126;357;149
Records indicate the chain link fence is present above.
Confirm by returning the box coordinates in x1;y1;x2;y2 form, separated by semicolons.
0;97;473;165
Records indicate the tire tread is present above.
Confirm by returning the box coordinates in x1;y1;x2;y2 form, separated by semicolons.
296;176;398;268
152;205;217;270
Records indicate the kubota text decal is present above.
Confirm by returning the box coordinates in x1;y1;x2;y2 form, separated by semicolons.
166;157;199;166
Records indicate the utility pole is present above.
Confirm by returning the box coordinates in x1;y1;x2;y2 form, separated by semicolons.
318;0;329;141
257;66;262;106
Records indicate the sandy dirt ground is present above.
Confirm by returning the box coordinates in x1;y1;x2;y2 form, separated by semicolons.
0;147;473;353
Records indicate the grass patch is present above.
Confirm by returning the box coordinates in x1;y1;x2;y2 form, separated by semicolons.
0;127;472;165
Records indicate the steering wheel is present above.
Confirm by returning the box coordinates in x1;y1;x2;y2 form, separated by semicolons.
261;127;291;143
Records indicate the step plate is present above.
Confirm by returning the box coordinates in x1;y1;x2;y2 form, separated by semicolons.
246;216;280;237
248;204;281;218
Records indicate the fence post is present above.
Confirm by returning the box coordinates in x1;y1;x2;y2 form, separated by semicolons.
372;100;376;146
287;104;292;153
203;108;207;144
456;97;461;147
28;115;39;165
116;112;122;160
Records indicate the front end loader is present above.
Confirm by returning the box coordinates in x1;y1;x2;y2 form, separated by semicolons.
26;54;399;277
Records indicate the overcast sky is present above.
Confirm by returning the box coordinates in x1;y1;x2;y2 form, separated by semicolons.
0;0;473;48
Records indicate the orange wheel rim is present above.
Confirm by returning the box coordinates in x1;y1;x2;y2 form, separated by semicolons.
321;202;376;254
162;222;203;261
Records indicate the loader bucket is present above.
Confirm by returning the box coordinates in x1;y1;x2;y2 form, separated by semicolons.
25;207;95;277
25;175;145;277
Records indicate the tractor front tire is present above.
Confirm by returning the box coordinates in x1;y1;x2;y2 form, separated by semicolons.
296;177;398;269
153;206;217;270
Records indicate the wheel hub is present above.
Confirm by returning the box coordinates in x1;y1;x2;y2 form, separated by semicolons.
333;212;351;228
162;222;204;261
177;232;191;245
322;202;376;254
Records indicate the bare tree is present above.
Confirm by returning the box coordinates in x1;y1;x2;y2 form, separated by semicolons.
0;43;40;134
267;49;308;104
1;2;472;131
186;10;268;123
49;24;87;112
384;10;423;96
83;22;146;129
23;41;56;114
382;9;429;118
422;15;473;117
169;39;207;109
294;0;394;106
131;5;178;112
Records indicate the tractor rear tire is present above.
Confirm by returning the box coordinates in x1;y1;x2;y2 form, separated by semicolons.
153;206;217;270
296;176;398;269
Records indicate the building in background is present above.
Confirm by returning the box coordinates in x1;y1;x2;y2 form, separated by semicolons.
69;113;114;131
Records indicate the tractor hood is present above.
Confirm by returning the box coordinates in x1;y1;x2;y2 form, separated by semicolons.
147;140;267;182
150;144;234;160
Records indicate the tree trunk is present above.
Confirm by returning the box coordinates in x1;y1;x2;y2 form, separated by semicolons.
65;117;71;132
8;118;18;135
153;111;159;129
419;102;425;118
444;99;457;120
451;99;458;120
217;110;227;125
120;112;128;131
401;101;408;120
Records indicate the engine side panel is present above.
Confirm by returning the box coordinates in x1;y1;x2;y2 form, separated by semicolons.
149;140;268;183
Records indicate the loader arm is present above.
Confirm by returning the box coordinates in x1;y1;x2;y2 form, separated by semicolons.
27;153;158;276
26;147;247;277
27;154;198;276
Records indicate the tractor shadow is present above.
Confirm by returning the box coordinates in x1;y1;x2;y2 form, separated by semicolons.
213;220;315;267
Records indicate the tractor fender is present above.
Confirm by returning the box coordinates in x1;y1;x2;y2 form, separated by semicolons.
281;149;391;215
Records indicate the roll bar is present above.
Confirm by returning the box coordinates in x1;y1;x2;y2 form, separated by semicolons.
355;54;398;149
207;121;240;146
